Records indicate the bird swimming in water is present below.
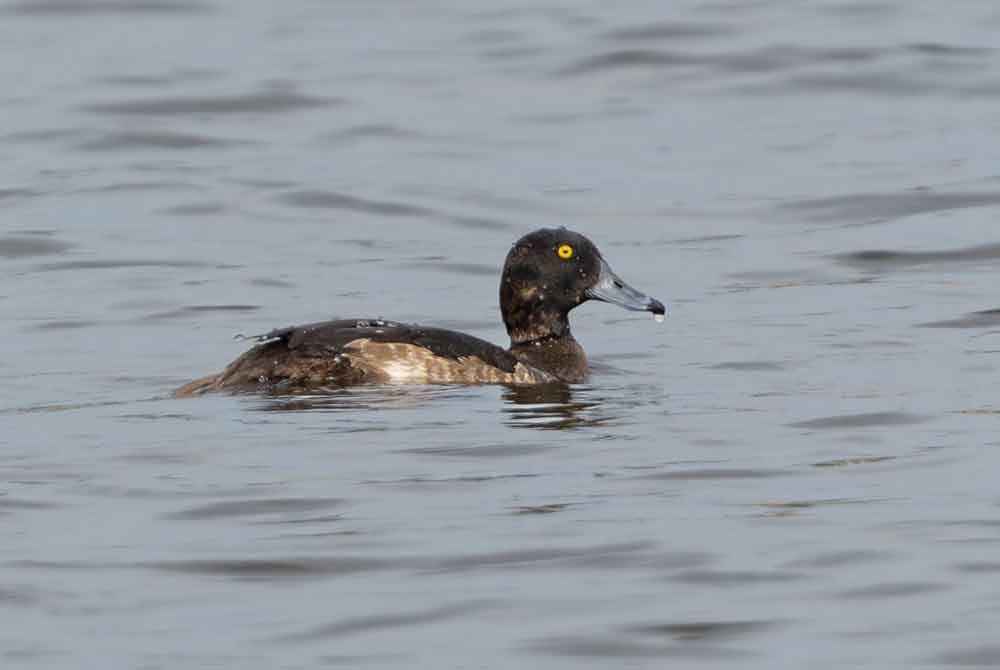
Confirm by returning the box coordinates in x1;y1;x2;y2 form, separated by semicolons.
173;227;665;395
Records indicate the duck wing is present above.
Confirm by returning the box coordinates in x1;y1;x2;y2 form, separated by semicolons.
176;319;549;395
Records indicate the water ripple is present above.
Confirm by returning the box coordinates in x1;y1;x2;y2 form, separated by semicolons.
788;412;931;430
3;1;212;16
0;235;73;259
835;243;1000;271
602;20;735;42
276;189;433;217
164;497;346;521
81;90;341;116
273;601;496;642
917;308;1000;329
76;130;252;151
625;619;786;642
780;189;1000;224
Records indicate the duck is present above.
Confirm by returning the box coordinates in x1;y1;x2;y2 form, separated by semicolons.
173;227;665;395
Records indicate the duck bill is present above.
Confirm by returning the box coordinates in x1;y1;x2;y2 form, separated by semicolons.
585;258;666;315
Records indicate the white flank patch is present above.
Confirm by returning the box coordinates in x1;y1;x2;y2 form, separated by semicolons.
381;359;426;382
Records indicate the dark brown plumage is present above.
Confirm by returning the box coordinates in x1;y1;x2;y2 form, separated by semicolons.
174;228;665;395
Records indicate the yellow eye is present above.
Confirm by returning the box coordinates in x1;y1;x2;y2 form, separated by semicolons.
557;244;574;260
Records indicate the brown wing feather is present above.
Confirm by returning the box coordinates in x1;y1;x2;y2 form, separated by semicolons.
173;319;550;395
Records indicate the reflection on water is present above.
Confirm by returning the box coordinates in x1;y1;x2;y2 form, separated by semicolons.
504;381;668;430
250;385;486;414
247;382;632;433
247;381;651;434
502;383;593;429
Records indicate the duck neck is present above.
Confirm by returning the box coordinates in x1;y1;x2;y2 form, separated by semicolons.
501;277;573;342
504;305;570;346
501;284;586;381
509;332;587;383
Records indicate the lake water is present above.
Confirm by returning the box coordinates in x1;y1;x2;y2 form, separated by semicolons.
4;1;1000;667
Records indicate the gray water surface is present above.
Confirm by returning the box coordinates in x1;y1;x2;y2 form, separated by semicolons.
4;1;1000;668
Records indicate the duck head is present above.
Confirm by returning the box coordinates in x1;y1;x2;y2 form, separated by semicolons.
499;227;666;345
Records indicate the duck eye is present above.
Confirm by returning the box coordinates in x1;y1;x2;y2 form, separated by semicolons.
556;244;574;260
